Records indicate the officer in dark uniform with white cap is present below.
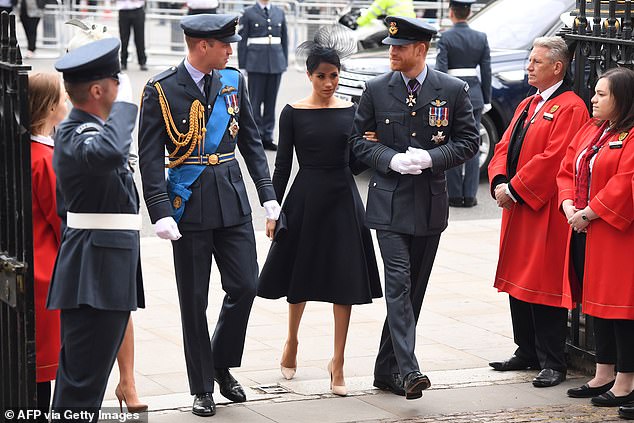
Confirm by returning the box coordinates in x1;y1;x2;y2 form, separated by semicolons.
350;16;479;400
138;14;280;417
237;0;288;150
48;37;144;418
435;0;491;208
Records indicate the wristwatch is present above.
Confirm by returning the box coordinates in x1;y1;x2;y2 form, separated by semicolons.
581;214;588;221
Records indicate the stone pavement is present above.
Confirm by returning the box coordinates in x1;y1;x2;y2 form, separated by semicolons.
94;219;625;422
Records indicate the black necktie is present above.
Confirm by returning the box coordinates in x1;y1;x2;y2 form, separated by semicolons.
203;73;212;102
407;79;420;97
263;6;269;18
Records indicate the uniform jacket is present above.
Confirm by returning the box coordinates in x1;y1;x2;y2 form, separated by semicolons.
138;63;276;230
488;87;588;307
350;68;479;236
47;102;145;312
30;141;60;382
435;22;491;110
558;121;634;319
237;3;288;74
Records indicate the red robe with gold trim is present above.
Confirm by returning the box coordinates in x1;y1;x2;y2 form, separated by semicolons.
557;121;634;320
31;141;61;382
488;90;588;307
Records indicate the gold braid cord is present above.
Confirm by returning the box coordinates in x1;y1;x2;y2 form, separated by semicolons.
154;82;207;168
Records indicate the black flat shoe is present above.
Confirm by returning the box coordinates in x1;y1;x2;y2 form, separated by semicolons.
619;403;634;419
192;393;215;417
532;368;566;387
591;390;634;407
214;368;247;403
262;142;278;151
567;380;615;398
463;197;478;207
489;355;538;371
449;197;464;207
373;373;405;396
403;371;431;400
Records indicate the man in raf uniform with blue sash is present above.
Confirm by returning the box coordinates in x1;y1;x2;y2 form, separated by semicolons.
237;0;288;150
435;0;491;208
350;16;479;400
48;38;144;417
138;14;280;417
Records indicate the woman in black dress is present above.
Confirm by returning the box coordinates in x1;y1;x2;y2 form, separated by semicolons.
258;29;382;396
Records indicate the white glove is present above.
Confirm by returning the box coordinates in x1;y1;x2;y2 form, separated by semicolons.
239;69;248;77
389;153;422;175
154;216;182;240
115;73;134;104
482;103;492;114
406;147;433;170
263;200;281;220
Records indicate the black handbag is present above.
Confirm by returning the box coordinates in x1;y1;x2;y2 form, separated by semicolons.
273;211;287;241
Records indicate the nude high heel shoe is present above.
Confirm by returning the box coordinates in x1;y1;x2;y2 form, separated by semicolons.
280;341;297;380
115;384;149;413
328;360;347;397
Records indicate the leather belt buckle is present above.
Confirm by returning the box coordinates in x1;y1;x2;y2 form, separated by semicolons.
207;154;219;165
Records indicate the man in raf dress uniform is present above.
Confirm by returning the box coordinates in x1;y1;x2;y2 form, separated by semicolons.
350;16;479;400
47;38;144;417
237;0;288;150
138;14;281;417
487;36;588;388
435;0;491;207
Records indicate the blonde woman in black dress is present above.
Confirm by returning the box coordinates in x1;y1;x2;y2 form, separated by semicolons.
258;29;382;396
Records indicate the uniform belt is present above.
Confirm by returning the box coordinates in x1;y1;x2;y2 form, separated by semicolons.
448;68;478;77
171;152;236;166
247;36;282;45
67;212;142;231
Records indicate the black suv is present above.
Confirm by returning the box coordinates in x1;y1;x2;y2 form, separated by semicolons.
336;0;575;174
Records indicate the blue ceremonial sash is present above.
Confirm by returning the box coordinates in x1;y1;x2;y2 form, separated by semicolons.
167;69;240;222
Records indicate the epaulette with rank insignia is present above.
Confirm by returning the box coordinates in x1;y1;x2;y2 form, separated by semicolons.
75;122;102;134
147;66;177;85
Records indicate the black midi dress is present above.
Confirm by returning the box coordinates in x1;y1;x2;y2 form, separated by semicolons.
257;104;382;304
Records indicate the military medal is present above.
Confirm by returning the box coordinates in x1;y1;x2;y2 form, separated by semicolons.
406;80;420;107
432;131;445;144
229;118;239;138
225;93;239;115
429;100;448;127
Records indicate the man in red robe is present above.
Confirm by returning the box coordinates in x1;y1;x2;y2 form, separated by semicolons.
487;36;588;387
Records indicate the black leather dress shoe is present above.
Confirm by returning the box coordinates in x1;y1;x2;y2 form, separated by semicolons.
567;380;615;398
403;371;431;400
373;373;405;396
619;403;634;419
192;393;216;417
449;197;464;207
463;197;478;207
591;390;634;407
262;141;278;151
140;64;148;71
489;355;538;371
214;368;247;403
532;368;566;387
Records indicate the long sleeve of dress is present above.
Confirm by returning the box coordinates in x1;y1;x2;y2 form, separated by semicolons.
272;105;294;203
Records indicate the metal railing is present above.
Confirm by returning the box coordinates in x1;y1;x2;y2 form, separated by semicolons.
0;11;35;412
560;0;633;371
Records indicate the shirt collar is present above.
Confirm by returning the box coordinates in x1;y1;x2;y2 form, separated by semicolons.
185;58;206;87
257;1;269;10
537;80;564;102
31;134;54;147
401;65;428;88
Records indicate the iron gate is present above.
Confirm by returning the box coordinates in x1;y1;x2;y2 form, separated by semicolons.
560;0;633;370
0;11;35;412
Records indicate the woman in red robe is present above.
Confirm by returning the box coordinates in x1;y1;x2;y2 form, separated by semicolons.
557;67;634;409
28;72;67;416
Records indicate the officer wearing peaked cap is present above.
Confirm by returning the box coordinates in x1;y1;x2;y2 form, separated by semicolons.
238;0;288;150
350;15;479;400
138;13;280;417
436;0;491;208
47;37;145;416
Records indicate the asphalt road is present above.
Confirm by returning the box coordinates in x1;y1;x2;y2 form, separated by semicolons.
26;52;502;238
